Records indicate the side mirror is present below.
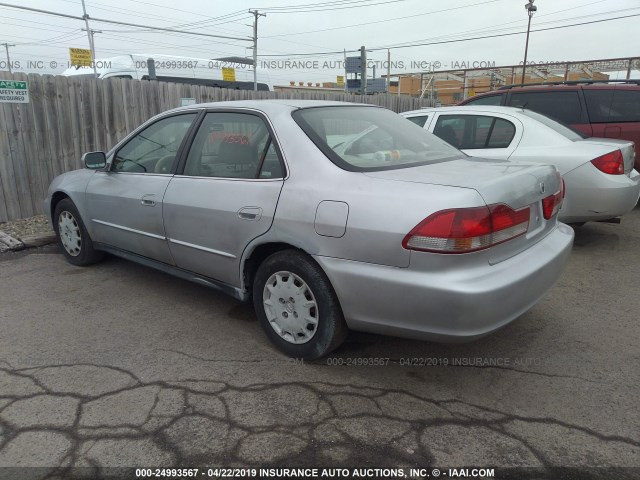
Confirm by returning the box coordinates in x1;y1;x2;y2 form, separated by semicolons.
82;151;107;170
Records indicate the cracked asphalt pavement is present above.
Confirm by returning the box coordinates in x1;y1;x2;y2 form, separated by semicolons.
1;206;639;478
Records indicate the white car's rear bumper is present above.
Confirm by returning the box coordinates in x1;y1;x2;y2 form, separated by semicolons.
561;166;640;223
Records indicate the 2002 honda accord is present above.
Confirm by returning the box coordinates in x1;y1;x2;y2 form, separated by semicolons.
46;100;574;359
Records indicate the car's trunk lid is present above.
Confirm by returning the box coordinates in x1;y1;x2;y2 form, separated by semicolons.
364;157;562;263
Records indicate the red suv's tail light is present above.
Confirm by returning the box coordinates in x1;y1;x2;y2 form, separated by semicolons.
591;150;624;175
402;204;530;254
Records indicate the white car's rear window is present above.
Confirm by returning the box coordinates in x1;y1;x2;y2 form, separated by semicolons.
521;110;587;141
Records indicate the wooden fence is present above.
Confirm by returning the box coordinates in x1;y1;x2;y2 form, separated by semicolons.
0;72;434;222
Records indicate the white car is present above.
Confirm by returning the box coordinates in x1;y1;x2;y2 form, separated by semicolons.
401;106;640;224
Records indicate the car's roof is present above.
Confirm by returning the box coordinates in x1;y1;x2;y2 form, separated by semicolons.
403;105;528;115
461;82;640;102
170;99;374;114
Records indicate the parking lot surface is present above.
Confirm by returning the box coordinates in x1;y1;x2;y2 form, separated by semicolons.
1;207;639;476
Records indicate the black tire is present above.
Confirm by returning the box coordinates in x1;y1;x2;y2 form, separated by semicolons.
53;198;104;266
252;250;348;359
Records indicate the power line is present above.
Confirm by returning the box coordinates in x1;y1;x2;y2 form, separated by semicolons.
262;0;503;38
383;6;640;48
371;12;640;51
258;0;382;10
0;2;252;41
259;0;411;14
257;12;640;58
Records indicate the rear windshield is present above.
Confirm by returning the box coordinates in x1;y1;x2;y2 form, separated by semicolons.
520;109;588;141
292;106;462;171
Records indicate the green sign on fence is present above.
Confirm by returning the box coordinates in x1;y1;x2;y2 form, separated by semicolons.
0;80;30;103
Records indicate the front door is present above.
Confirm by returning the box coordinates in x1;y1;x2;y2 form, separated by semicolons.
86;112;198;264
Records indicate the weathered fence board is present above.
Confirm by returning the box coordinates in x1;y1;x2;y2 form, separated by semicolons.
0;72;434;222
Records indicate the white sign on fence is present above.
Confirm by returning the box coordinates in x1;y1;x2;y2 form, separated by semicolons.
0;80;30;103
180;97;196;106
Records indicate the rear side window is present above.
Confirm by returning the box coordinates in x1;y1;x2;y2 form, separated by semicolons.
584;89;640;123
464;94;504;106
406;115;429;127
610;90;640;122
584;90;614;122
509;91;582;124
183;112;283;179
433;115;516;149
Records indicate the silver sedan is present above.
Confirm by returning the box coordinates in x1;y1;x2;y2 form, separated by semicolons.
402;105;640;224
46;100;574;359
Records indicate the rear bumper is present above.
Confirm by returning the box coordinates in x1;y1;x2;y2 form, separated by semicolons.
314;223;574;342
561;166;640;223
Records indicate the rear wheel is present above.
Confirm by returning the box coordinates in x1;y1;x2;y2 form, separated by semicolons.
54;198;104;266
252;250;347;359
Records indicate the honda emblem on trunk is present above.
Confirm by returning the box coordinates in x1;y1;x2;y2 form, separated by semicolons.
539;182;546;194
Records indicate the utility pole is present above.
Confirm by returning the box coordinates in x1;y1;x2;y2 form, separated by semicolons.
360;45;366;96
521;0;537;84
386;49;390;98
81;28;101;57
2;43;15;73
249;9;266;91
80;0;98;77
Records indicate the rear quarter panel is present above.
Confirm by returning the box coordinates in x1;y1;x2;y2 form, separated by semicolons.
249;108;486;269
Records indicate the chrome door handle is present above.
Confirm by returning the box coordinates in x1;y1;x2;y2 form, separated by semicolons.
238;207;262;221
141;194;156;206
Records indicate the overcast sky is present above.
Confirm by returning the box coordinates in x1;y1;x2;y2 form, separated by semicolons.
1;0;639;84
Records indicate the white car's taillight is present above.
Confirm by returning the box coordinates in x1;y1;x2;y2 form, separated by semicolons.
402;204;530;254
591;150;624;175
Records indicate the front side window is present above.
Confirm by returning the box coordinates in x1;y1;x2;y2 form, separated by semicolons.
509;91;582;125
112;114;197;173
183;112;283;179
293;106;461;172
433;115;516;149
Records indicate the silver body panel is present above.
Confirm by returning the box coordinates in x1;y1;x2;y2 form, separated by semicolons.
45;100;574;342
403;105;640;223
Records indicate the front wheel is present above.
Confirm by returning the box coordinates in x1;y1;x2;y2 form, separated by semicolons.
53;198;104;266
252;250;347;359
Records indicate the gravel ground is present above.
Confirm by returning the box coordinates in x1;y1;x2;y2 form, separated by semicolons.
0;215;53;240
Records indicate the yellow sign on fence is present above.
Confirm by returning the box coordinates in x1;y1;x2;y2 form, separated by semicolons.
69;48;92;67
222;68;236;82
337;75;345;87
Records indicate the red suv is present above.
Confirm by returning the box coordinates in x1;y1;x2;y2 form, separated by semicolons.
459;80;640;171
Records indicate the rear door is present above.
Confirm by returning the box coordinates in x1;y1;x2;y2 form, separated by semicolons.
607;88;640;144
584;87;640;170
162;110;286;287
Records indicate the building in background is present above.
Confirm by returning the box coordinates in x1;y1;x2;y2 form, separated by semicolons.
385;56;639;105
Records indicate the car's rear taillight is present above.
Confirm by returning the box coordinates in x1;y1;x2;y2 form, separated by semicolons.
542;181;564;220
591;150;624;175
402;204;530;254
